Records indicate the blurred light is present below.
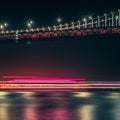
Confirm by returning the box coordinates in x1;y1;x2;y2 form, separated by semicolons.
27;23;31;27
73;92;92;97
8;77;85;83
57;18;62;23
83;18;86;22
30;20;33;24
116;16;119;19
27;41;31;45
27;20;34;28
104;13;107;16
42;27;45;31
0;25;4;29
89;16;92;19
4;23;8;27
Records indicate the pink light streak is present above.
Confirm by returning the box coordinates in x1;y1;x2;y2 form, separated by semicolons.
7;77;86;83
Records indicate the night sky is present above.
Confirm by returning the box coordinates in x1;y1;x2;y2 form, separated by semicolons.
0;0;120;29
0;0;120;81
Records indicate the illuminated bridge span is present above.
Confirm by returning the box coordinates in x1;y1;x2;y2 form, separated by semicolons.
0;10;120;40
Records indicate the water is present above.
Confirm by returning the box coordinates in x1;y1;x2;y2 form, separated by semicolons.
0;91;120;120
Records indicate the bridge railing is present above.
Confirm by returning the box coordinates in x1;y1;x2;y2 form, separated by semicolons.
0;10;120;40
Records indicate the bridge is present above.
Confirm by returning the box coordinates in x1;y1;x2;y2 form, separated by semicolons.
0;10;120;40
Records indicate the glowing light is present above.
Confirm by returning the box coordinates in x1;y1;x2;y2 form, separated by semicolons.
4;23;8;27
30;20;33;24
27;20;34;29
116;16;119;19
42;27;45;31
89;16;92;19
27;23;31;27
57;18;62;23
73;92;92;97
83;18;86;22
27;41;31;45
0;25;4;29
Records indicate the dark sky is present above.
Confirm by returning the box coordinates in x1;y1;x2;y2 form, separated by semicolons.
0;0;120;29
0;0;120;81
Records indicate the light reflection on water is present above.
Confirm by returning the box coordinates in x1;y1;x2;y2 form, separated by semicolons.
0;91;120;120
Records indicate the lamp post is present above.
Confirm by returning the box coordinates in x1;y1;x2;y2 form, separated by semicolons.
71;22;75;30
59;24;62;30
57;18;62;23
42;27;45;31
116;16;118;26
27;20;33;29
83;18;87;28
118;10;120;26
0;25;4;30
53;25;57;31
77;21;80;29
111;12;114;27
48;26;51;31
89;16;93;28
65;23;68;30
0;22;8;31
104;14;107;27
97;16;100;27
108;18;111;27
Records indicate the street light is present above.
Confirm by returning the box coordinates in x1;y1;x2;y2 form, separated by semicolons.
59;24;62;30
89;16;93;28
104;14;107;27
111;12;114;27
83;18;87;28
116;16;119;26
65;23;68;30
0;25;4;30
57;18;62;23
27;20;33;29
77;21;80;29
97;16;100;27
118;10;120;26
53;25;57;31
0;22;8;31
4;23;8;27
71;22;75;29
48;26;51;31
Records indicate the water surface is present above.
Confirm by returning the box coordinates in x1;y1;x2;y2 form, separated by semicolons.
0;91;120;120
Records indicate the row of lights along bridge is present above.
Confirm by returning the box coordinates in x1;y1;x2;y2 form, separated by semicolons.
0;10;120;34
